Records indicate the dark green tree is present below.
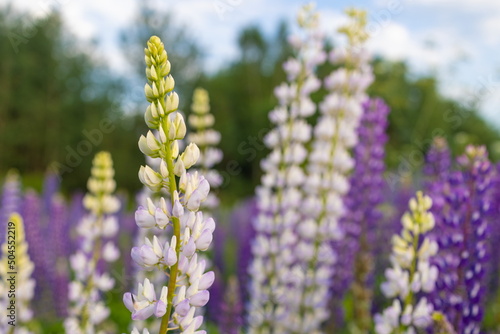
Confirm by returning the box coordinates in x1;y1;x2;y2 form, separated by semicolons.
0;5;123;191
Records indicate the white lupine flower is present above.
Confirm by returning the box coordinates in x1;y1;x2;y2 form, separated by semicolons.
381;265;410;299
0;214;35;334
124;279;168;320
281;8;374;332
65;151;121;333
129;328;150;334
248;4;326;333
126;36;215;334
130;186;168;331
187;88;223;211
375;300;402;334
375;192;439;334
103;241;120;262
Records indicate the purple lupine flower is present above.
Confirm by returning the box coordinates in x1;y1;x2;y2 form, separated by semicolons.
0;170;22;244
328;98;389;331
424;137;452;182
68;192;85;255
424;137;452;223
488;163;500;295
431;146;495;334
22;190;50;317
118;198;138;288
48;195;70;317
207;268;225;327
42;171;60;214
218;276;244;334
233;198;257;307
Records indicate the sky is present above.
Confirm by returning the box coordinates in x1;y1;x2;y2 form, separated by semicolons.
8;0;500;127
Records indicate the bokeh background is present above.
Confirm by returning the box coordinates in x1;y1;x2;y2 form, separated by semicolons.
1;0;499;197
1;0;499;332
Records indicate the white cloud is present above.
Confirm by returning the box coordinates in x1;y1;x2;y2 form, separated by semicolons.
6;0;500;126
367;22;467;71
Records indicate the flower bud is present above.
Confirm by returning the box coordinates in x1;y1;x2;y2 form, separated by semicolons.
180;143;200;169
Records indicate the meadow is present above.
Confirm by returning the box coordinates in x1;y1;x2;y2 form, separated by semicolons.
0;3;499;334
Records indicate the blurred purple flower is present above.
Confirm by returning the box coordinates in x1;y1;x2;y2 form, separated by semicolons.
329;98;389;331
232;198;257;305
0;171;22;244
47;195;70;317
431;146;495;333
22;190;49;316
489;163;500;295
218;276;243;334
42;171;60;214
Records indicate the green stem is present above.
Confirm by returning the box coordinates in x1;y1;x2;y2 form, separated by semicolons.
399;228;420;333
159;139;181;334
405;231;420;306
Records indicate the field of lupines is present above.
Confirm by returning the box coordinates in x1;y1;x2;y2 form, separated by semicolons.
1;4;499;334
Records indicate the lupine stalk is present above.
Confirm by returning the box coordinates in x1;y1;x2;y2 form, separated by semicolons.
0;213;36;334
188;88;223;211
294;8;373;332
21;191;48;311
424;138;452;237
488;162;500;295
0;171;22;245
49;195;70;317
124;36;215;334
64;151;121;333
218;276;244;334
374;192;439;334
328;98;389;331
41;171;60;215
234;199;257;307
247;4;324;332
431;146;494;334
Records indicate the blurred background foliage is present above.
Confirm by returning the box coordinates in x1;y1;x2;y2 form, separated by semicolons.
0;3;499;204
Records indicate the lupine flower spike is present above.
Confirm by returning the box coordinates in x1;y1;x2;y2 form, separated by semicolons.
124;36;215;334
0;213;36;334
431;146;494;334
375;191;439;334
64;151;121;334
0;171;22;245
295;8;373;332
248;4;325;332
188;88;223;211
329;98;389;331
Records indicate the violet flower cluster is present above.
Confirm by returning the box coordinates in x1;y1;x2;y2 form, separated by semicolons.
64;151;121;334
429;145;495;334
124;36;215;334
329;97;389;331
375;191;438;334
247;4;324;332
